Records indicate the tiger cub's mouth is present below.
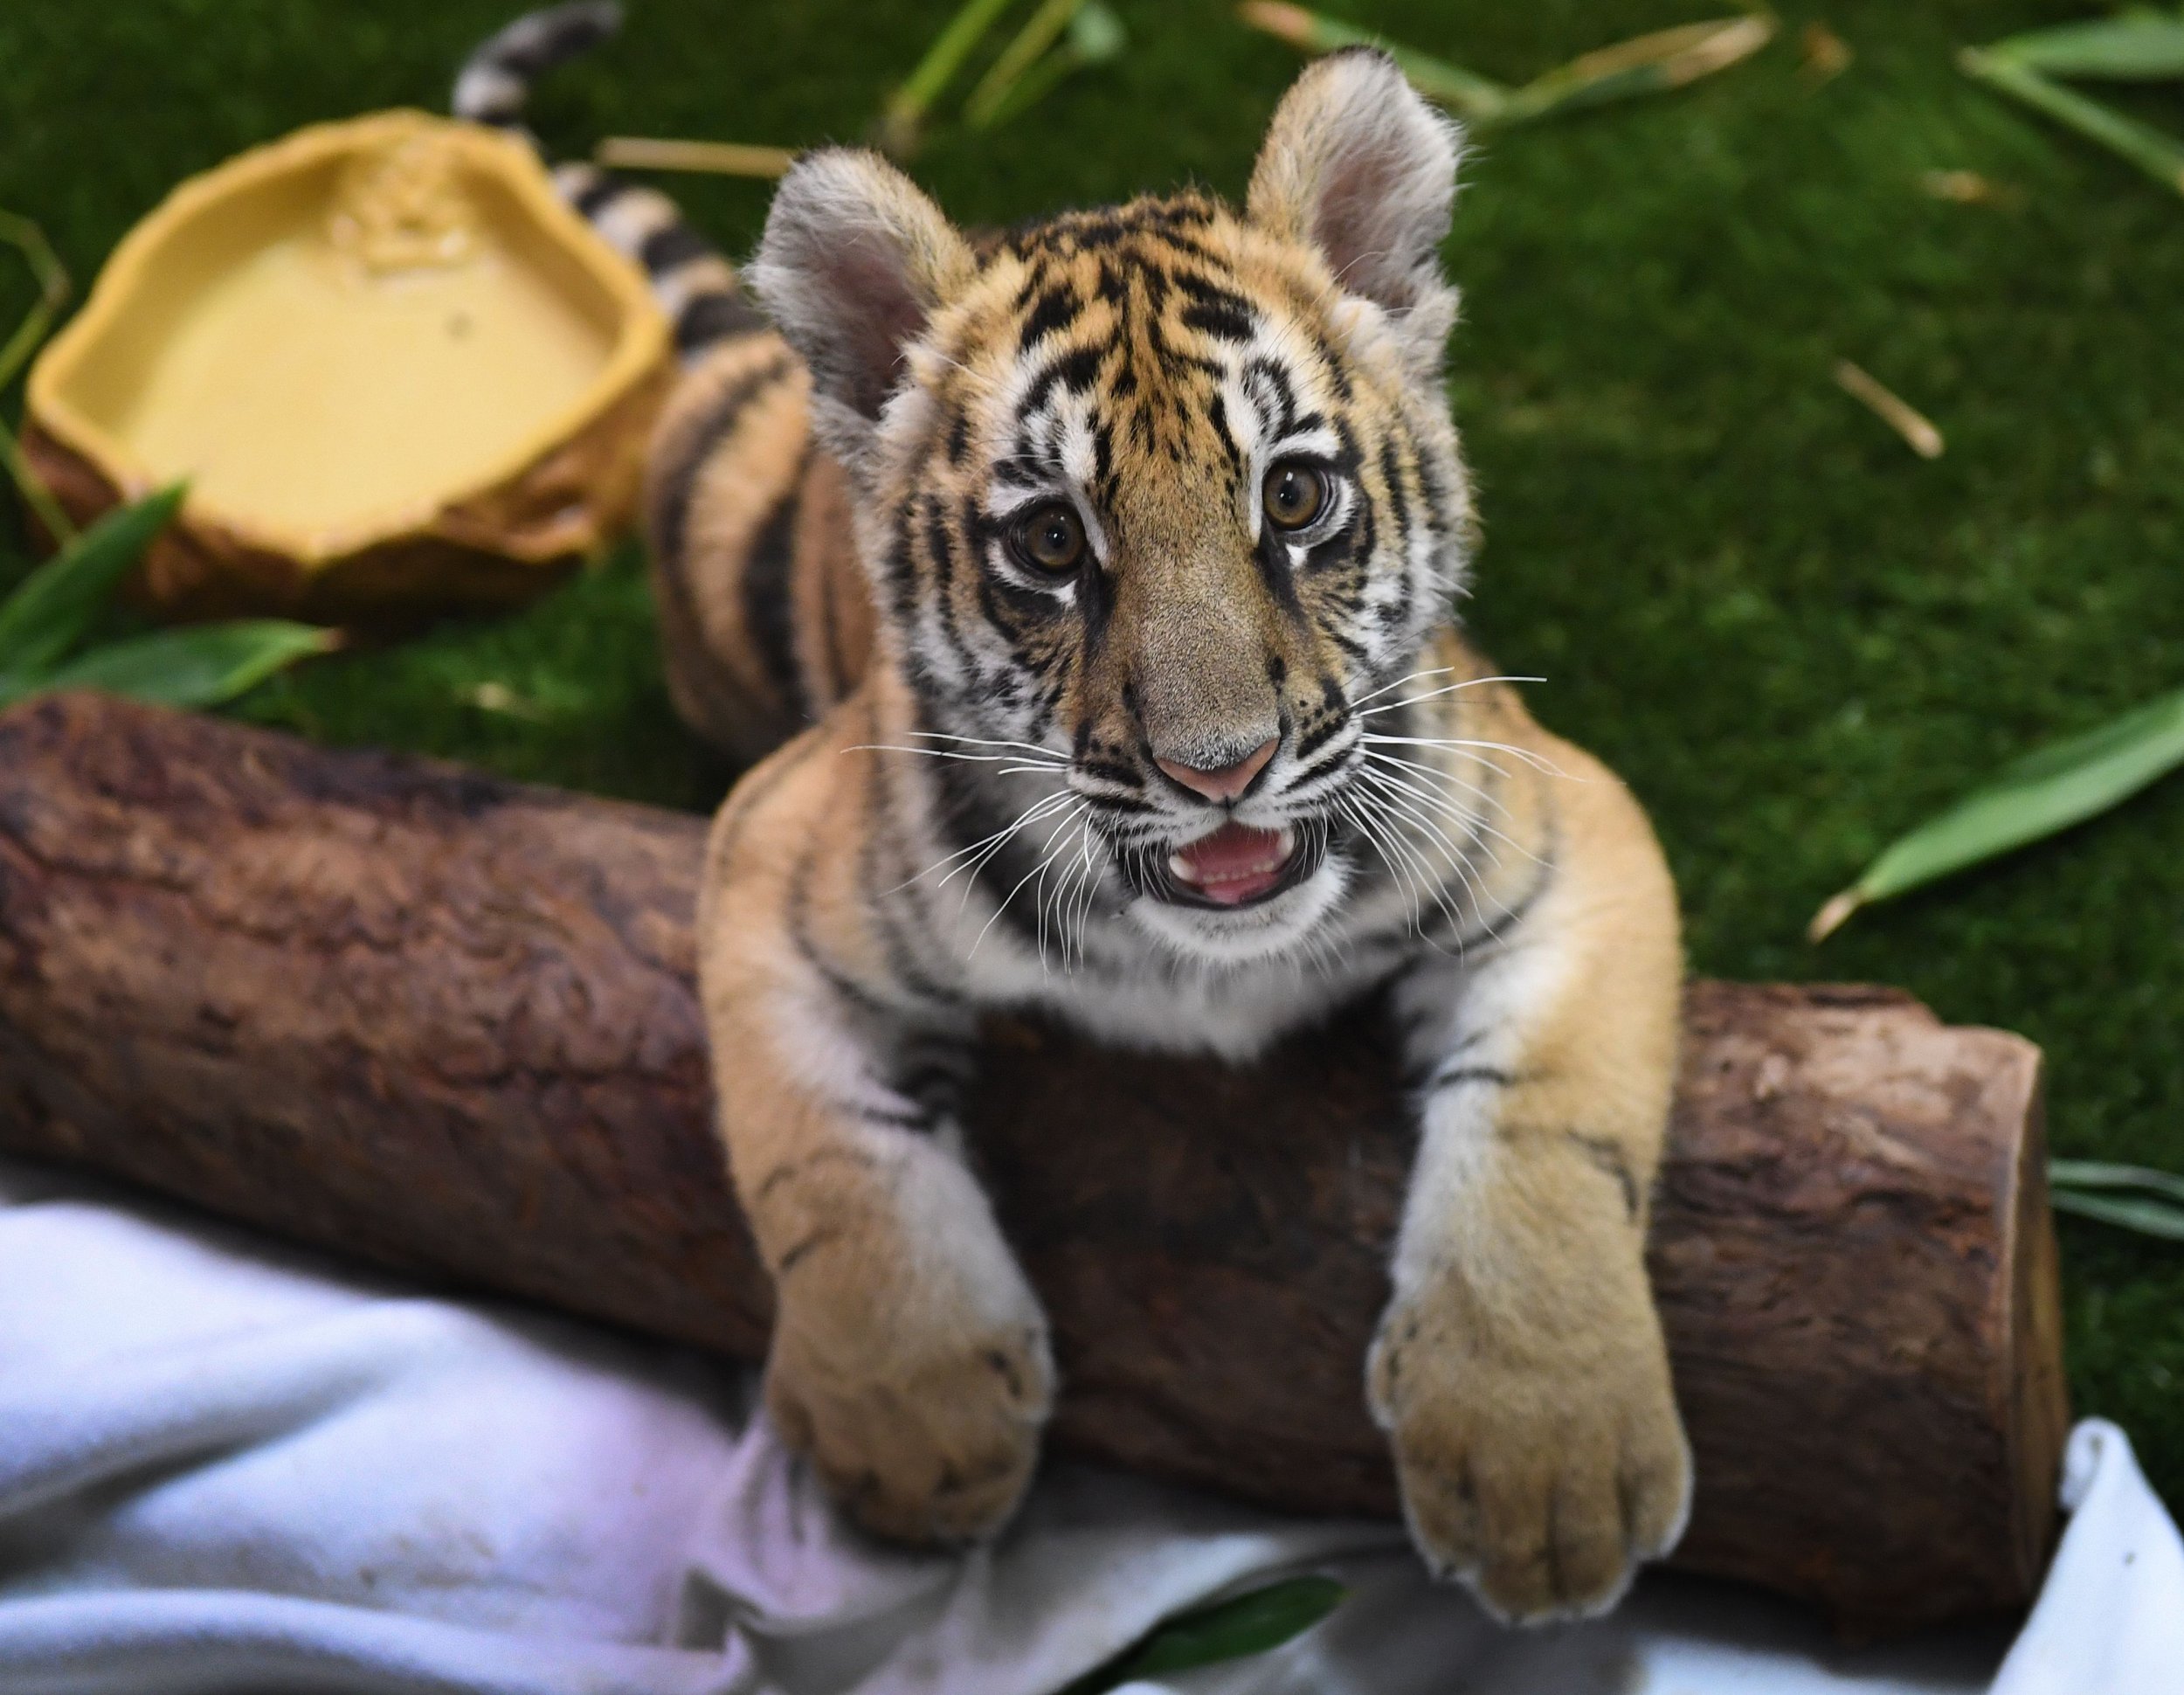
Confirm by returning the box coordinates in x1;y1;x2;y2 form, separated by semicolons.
1159;820;1306;910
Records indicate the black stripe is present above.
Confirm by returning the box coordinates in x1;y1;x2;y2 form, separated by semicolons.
1565;1131;1643;1221
1292;710;1350;764
743;460;812;725
573;172;629;218
640;222;713;273
648;350;795;572
675;289;767;352
1427;848;1558;954
492;10;614;78
1021;344;1103;414
1019;282;1080;352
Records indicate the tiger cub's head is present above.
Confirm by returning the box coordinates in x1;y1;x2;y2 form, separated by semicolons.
750;50;1472;963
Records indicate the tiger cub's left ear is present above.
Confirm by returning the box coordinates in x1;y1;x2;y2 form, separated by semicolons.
1248;47;1463;378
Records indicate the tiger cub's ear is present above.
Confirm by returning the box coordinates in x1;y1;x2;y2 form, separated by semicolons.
1247;47;1463;378
747;148;978;473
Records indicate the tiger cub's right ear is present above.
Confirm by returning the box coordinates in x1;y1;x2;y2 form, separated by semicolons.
747;149;977;475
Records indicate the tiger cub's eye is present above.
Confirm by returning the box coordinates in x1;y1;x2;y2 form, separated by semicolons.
1013;502;1087;574
1263;462;1327;531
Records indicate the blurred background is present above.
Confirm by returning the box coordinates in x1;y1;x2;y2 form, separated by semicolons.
3;0;2181;1513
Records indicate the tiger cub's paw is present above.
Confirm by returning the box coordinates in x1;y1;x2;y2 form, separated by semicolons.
765;1275;1054;1546
1367;1282;1691;1625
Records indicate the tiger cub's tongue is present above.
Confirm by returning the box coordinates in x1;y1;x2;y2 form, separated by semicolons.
1167;820;1296;906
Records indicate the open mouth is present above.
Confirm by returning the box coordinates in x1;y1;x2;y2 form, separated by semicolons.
1159;820;1306;909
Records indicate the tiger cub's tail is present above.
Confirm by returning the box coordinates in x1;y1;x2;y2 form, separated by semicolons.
453;5;870;764
452;0;764;358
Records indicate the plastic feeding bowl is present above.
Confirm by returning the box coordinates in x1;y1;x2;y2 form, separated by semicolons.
24;110;672;623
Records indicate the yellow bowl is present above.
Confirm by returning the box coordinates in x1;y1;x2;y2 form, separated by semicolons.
24;110;672;623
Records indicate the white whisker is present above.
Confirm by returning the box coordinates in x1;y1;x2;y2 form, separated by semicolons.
1356;675;1543;717
1362;733;1573;780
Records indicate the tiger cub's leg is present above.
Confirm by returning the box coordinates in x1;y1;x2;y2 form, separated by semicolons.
1371;733;1691;1623
698;713;1052;1543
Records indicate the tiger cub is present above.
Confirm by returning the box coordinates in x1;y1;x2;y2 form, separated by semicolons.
460;12;1689;1623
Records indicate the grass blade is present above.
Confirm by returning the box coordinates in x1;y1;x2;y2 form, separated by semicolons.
22;619;338;709
2051;1189;2184;1242
965;0;1082;126
1961;49;2184;198
881;0;1023;154
2051;1159;2184;1207
1;205;76;546
1236;3;1511;122
970;1;1124;128
1494;15;1777;126
0;483;185;676
1810;687;2184;939
1061;1574;1346;1694
1987;10;2184;81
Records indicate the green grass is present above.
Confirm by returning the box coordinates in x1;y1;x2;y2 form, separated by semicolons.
5;0;2184;1515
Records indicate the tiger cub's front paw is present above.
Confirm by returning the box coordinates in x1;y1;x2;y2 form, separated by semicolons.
1367;1280;1691;1624
764;1258;1054;1546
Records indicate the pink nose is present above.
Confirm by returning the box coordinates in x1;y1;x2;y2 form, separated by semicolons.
1154;737;1280;804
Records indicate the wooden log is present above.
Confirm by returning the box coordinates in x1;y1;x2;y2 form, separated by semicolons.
0;693;2067;1628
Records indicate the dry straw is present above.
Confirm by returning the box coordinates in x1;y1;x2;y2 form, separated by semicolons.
1832;361;1945;460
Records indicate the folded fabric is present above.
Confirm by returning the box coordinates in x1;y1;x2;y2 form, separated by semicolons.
0;1155;2173;1694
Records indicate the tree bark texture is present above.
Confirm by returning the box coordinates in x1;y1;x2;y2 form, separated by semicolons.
0;693;2068;1629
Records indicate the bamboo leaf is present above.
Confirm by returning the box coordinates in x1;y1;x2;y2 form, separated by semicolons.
2051;1159;2184;1208
1988;10;2184;81
1236;3;1511;122
594;137;796;178
1961;48;2184;198
1238;6;1773;128
0;484;185;676
1494;15;1778;126
2051;1189;2184;1242
881;0;1023;154
19;619;337;709
1061;1575;1346;1694
1810;688;2184;939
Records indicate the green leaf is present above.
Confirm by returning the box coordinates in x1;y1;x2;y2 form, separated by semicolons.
2051;1159;2184;1207
1989;10;2184;81
1061;1574;1346;1695
2051;1189;2184;1242
0;484;186;677
1810;687;2184;938
965;0;1082;127
966;1;1126;129
1961;49;2184;198
22;619;337;709
881;0;1022;153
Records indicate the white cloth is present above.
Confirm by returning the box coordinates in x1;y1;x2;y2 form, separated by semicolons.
0;1155;2174;1695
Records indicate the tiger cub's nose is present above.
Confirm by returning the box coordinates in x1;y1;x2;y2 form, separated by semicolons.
1154;737;1280;804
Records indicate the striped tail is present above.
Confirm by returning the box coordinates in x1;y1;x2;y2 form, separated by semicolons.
453;2;766;358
